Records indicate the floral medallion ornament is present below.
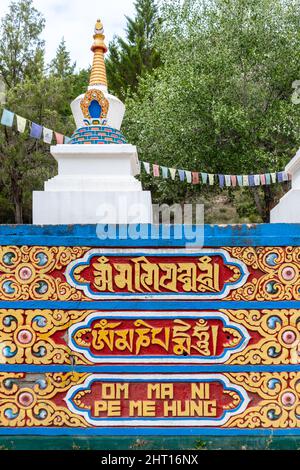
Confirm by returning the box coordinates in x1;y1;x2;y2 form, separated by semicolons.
80;89;109;125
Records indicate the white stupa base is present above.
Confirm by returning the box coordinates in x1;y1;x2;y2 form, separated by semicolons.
32;143;153;225
270;190;300;223
33;190;153;224
271;148;300;222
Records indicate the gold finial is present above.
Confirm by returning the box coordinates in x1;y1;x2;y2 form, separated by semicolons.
95;19;104;34
89;19;108;87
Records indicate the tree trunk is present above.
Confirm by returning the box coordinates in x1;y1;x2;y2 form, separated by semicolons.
14;200;23;224
250;187;266;222
12;182;23;224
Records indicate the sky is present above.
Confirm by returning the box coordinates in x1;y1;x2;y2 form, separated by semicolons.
0;0;136;69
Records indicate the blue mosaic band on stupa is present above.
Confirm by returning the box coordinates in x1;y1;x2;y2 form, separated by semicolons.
69;125;127;145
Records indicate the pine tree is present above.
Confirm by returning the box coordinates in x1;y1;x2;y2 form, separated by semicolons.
50;38;76;78
106;0;160;99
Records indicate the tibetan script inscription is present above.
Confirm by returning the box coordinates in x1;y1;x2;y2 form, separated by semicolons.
69;313;249;364
66;249;248;299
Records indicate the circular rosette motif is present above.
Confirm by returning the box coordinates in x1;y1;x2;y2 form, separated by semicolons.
226;372;300;429
227;247;300;302
0;246;88;301
0;310;75;365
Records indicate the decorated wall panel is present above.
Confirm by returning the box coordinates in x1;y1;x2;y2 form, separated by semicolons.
0;225;299;436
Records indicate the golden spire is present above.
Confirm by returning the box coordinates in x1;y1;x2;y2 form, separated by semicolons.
89;19;108;87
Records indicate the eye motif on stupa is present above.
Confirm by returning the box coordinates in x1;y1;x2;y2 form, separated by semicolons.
80;89;109;126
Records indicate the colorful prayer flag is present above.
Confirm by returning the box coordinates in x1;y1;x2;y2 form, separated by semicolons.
143;162;150;174
169;168;177;180
161;166;169;179
201;172;208;184
185;171;192;183
192;172;199;184
254;175;260;186
225;175;231;187
260;174;266;185
237;175;243;186
55;132;64;144
231;175;237;187
1;109;14;127
153;164;160;177
208;174;214;185
218;174;225;188
243;175;249;186
16;115;26;133
64;136;71;144
43;127;53;144
30;122;43;139
178;170;185;182
248;175;255;186
271;173;277;183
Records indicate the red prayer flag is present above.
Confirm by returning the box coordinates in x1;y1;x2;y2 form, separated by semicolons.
260;174;266;185
55;132;64;144
192;172;199;184
153;164;160;177
231;175;237;187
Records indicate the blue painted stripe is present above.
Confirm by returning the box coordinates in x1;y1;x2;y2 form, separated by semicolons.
0;300;299;309
0;365;299;373
0;223;300;246
0;428;298;436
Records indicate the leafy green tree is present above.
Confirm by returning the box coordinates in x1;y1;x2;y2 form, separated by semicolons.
0;0;74;223
106;0;161;99
0;0;45;88
124;0;300;222
0;76;74;223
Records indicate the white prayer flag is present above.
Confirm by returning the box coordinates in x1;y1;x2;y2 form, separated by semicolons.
169;168;177;180
243;175;249;186
254;174;260;186
143;162;150;174
225;175;231;186
43;127;53;144
208;174;214;185
16;115;26;133
185;171;192;183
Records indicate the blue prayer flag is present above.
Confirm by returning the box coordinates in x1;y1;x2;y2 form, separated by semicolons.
237;175;243;186
265;173;271;185
30;122;43;139
277;172;283;183
201;172;208;184
161;166;169;179
218;174;225;188
1;109;14;127
248;175;255;186
178;170;185;182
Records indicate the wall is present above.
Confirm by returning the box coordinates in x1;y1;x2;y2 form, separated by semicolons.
0;224;299;445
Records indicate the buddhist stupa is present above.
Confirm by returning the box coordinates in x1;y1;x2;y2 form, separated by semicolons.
33;20;152;225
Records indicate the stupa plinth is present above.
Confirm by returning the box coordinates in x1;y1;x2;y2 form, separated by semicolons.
271;149;300;222
33;20;152;225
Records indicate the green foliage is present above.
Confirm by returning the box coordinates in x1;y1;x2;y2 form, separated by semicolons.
0;0;45;88
0;0;299;224
0;0;77;223
123;0;300;222
50;38;76;78
106;0;161;100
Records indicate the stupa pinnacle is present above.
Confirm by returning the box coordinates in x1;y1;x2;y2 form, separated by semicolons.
32;19;152;225
89;19;108;88
70;20;125;131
